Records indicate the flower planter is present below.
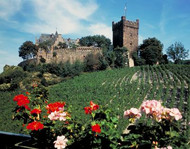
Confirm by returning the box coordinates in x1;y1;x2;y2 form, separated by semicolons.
15;139;39;149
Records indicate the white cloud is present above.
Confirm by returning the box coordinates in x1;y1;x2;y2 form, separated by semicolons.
23;0;98;35
88;23;112;40
0;0;22;20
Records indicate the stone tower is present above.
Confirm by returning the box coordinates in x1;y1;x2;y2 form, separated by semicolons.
112;16;139;67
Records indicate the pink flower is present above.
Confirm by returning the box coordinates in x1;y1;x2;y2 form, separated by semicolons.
162;108;182;121
169;108;182;120
140;100;163;121
54;135;68;149
124;108;141;119
48;111;67;121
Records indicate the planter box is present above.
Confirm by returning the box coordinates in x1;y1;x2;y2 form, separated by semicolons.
15;139;39;149
0;131;30;148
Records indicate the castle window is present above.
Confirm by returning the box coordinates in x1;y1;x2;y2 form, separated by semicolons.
130;33;132;37
130;42;132;46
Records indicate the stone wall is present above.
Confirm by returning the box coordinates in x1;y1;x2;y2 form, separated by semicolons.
37;47;102;64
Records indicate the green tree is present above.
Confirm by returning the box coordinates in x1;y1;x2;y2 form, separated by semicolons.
58;42;68;49
84;53;101;71
166;42;189;64
19;41;38;60
113;47;128;68
79;35;111;49
38;40;54;52
139;37;163;65
132;51;145;66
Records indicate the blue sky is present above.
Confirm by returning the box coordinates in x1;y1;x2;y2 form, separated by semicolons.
0;0;190;73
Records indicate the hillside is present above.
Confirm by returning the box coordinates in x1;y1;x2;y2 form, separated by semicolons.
48;64;190;134
0;65;189;137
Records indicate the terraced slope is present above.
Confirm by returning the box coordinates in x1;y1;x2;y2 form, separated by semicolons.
48;65;190;135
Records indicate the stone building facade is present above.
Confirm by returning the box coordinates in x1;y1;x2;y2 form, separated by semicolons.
112;16;139;67
37;46;101;64
36;32;101;64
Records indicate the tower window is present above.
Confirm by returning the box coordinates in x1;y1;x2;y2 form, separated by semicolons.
130;33;132;37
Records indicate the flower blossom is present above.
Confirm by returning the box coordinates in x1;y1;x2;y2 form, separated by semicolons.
84;101;99;114
140;100;163;121
90;101;99;110
54;135;68;149
91;124;101;133
13;94;30;110
48;110;67;121
46;102;65;114
30;108;42;115
124;108;141;119
26;121;44;131
162;108;182;121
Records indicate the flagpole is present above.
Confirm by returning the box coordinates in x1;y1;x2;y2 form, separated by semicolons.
124;3;127;17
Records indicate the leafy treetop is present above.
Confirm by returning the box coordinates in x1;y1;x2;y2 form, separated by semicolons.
166;42;189;64
19;41;38;60
139;37;163;65
79;35;111;49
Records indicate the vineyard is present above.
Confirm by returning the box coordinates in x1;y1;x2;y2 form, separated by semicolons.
0;64;189;140
48;64;190;137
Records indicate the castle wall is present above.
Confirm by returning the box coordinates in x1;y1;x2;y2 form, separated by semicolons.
37;47;102;64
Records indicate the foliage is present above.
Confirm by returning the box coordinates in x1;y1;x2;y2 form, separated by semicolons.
166;42;189;63
0;66;27;90
113;47;128;68
160;54;169;64
12;86;189;148
139;37;163;65
19;41;38;60
79;35;111;49
57;42;68;49
12;86;120;148
121;100;187;148
132;51;145;66
38;40;54;52
84;53;101;72
1;65;190;148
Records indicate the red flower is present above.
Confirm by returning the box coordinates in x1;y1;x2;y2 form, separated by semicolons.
30;109;42;115
17;98;30;106
91;124;101;133
84;107;92;114
84;101;99;114
26;121;44;131
46;102;65;114
13;94;28;102
90;101;99;111
13;94;30;110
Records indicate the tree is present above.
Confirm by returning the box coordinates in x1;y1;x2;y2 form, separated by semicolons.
139;37;163;65
132;51;145;66
84;53;101;71
113;47;128;68
79;35;111;49
58;42;68;49
166;42;189;64
19;41;38;60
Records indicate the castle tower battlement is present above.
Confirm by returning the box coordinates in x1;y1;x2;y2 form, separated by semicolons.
112;16;139;67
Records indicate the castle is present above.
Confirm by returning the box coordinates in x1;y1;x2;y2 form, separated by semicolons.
36;31;101;64
112;16;139;67
36;16;139;67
